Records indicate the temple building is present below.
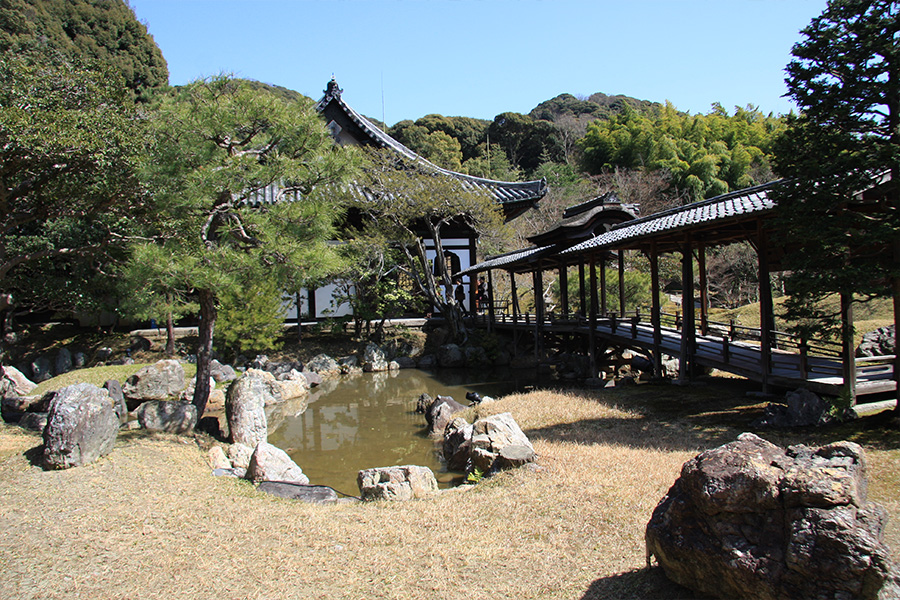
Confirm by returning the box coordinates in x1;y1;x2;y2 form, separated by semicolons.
284;79;549;321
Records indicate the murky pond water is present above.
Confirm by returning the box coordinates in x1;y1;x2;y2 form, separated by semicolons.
266;368;539;495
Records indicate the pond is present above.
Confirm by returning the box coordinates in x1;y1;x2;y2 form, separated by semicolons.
266;368;541;495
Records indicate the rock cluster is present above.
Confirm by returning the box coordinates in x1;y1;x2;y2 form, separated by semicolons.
357;465;438;501
646;432;900;600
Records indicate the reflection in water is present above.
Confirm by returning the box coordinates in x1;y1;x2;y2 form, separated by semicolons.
266;368;538;495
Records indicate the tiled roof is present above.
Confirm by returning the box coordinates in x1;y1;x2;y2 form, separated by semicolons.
316;80;548;206
561;181;781;255
456;245;554;277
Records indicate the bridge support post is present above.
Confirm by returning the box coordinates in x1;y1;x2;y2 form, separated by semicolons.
698;244;709;336
510;271;520;324
589;256;599;376
649;243;663;378
487;269;495;333
533;263;544;360
559;264;569;319
600;259;608;317
757;227;773;394
679;237;696;381
618;250;626;317
841;292;857;404
578;259;587;318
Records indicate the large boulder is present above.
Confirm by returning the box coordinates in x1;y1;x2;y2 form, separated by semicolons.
468;412;535;474
123;359;186;402
54;347;73;376
209;359;237;383
30;355;52;383
225;369;272;448
357;465;438;501
753;388;829;428
245;441;309;485
42;383;119;469
425;395;466;436
136;400;197;434
646;432;900;600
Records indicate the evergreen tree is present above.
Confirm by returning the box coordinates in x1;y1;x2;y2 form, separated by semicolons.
130;75;353;418
771;0;899;407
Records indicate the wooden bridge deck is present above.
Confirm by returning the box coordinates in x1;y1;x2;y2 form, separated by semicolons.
478;314;896;399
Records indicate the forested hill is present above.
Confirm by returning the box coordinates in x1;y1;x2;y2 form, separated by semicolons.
529;92;660;121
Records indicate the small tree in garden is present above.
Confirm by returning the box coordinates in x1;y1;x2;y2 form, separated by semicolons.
347;148;505;343
128;75;353;418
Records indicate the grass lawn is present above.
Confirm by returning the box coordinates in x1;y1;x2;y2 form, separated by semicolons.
0;375;897;600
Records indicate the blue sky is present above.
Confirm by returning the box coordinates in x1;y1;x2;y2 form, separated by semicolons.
129;0;829;125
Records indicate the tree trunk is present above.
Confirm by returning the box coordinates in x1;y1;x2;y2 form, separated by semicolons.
192;288;217;421
165;294;175;356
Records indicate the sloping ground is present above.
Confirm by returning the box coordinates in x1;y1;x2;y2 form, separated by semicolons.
0;384;897;600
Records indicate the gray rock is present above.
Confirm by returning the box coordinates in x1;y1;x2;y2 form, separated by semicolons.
357;465;438;501
442;417;473;471
425;395;466;435
225;370;272;448
72;352;86;369
30;355;52;383
257;481;339;503
416;354;437;369
228;443;253;470
753;388;828;428
362;342;389;372
646;433;900;600
245;441;308;485
136;400;197;434
437;344;465;368
1;365;37;396
415;393;433;414
209;360;237;383
103;380;127;425
54;348;73;376
18;412;48;432
394;356;416;369
468;412;534;474
857;325;895;358
305;354;341;377
95;347;113;361
42;383;119;469
122;359;186;401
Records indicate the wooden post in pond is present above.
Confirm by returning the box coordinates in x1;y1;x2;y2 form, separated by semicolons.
650;243;662;378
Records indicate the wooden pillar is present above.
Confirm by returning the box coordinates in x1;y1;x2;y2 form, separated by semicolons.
534;263;544;359
559;264;569;319
757;229;774;393
487;269;495;333
578;259;587;317
698;243;709;336
617;250;626;316
308;286;317;321
650;243;662;378
841;292;857;404
680;238;696;381
589;256;599;375
600;258;608;316
510;272;520;323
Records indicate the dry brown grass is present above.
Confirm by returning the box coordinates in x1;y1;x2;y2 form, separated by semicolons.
0;382;897;600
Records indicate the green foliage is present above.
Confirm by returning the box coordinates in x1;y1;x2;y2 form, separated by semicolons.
0;54;148;317
771;0;900;339
488;112;564;175
0;0;168;102
529;91;659;122
216;273;287;357
579;102;784;201
126;74;354;414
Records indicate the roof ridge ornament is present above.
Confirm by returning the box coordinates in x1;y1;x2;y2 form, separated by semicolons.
324;77;342;101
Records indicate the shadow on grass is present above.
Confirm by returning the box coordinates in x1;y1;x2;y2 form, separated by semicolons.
580;566;708;600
